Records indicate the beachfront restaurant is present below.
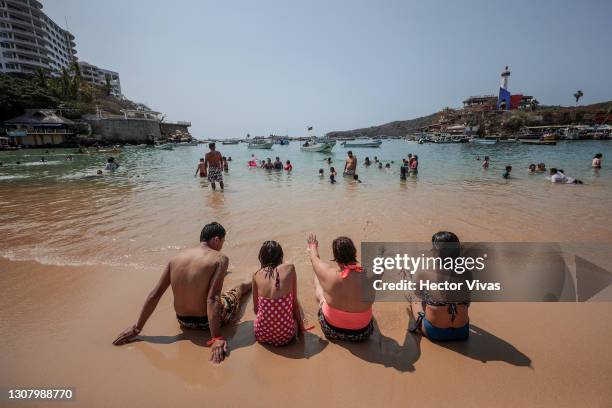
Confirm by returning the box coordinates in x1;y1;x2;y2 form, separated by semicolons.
3;109;75;147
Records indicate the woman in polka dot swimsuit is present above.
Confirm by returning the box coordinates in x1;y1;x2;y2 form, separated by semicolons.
253;241;306;346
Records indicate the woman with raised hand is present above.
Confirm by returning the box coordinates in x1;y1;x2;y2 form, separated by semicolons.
307;233;374;342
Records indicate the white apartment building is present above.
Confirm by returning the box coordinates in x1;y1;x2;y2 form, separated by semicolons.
78;61;122;97
0;0;76;74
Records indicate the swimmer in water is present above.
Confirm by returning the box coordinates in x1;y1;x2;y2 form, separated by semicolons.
284;160;292;171
502;165;512;179
319;168;324;177
528;164;536;174
481;156;490;169
329;167;337;177
364;157;371;166
353;174;362;183
592;153;602;168
330;173;336;184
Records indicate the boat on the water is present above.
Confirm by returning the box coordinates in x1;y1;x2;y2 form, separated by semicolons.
276;139;290;145
154;143;175;150
470;138;498;145
301;140;336;153
248;140;274;149
176;141;199;146
221;140;240;145
341;140;382;148
519;139;557;146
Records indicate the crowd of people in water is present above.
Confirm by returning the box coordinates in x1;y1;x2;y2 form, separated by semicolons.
113;222;469;363
1;143;605;188
475;152;604;184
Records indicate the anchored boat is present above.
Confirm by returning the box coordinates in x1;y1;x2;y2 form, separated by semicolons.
470;138;498;145
341;140;382;148
248;140;274;149
301;140;336;153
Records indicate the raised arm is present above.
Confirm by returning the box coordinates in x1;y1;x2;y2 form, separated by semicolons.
113;263;171;345
307;233;331;284
206;254;229;364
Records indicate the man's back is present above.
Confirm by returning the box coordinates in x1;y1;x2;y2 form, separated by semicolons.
206;151;222;168
170;246;225;316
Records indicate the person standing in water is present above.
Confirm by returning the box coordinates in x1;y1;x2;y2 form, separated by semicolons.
481;156;490;169
203;143;224;190
502;165;512;179
344;151;357;176
592;153;602;168
195;158;207;177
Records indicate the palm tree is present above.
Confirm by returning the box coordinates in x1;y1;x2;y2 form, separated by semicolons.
35;68;47;89
574;90;583;106
60;67;71;98
104;75;112;96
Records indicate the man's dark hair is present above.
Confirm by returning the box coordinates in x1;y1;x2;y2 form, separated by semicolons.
505;165;512;171
332;236;357;265
200;222;226;242
209;142;216;150
347;150;353;156
550;168;557;174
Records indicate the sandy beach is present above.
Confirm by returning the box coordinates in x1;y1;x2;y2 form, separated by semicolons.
1;256;612;407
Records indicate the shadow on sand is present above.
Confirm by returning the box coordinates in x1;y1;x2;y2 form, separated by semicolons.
436;324;532;367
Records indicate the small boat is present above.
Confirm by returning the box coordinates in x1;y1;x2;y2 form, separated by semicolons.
222;140;240;145
470;138;497;145
341;140;382;148
248;140;274;149
276;139;290;145
154;143;175;150
301;141;336;153
176;141;199;146
519;139;557;146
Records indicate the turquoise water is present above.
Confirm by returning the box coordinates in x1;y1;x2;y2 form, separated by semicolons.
1;140;611;269
1;140;610;186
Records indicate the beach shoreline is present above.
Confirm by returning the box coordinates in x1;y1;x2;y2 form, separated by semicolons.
1;254;612;407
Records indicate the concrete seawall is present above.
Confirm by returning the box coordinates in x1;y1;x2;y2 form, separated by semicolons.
85;118;191;144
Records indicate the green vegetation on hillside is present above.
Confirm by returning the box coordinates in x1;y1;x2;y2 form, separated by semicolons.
0;65;136;122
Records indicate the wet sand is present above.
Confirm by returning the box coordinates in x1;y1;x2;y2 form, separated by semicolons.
1;257;611;407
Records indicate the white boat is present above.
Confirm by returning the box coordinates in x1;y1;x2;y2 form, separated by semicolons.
154;143;174;150
221;140;240;145
301;141;336;152
248;140;274;149
176;141;199;146
341;140;382;148
470;138;497;145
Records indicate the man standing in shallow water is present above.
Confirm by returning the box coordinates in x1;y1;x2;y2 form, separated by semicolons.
203;143;224;190
344;150;357;176
112;222;251;364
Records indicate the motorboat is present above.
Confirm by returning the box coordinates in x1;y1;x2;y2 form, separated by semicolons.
340;140;382;148
248;140;274;149
301;140;336;152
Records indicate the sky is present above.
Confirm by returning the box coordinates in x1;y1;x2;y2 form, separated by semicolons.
44;0;612;139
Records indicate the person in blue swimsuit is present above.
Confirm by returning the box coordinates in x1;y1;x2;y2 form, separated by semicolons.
409;231;470;341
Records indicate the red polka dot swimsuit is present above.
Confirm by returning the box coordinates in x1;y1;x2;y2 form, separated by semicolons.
254;292;297;346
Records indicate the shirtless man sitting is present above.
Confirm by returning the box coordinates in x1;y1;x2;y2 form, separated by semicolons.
112;222;251;364
343;151;357;176
204;143;224;190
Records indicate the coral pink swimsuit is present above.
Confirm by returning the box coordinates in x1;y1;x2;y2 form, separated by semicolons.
254;292;297;346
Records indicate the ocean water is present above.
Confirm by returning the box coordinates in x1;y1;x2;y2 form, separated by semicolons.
1;140;611;271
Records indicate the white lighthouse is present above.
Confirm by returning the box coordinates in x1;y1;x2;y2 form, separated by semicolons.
500;66;511;90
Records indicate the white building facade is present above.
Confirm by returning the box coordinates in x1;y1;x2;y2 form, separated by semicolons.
78;61;122;97
0;0;76;74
